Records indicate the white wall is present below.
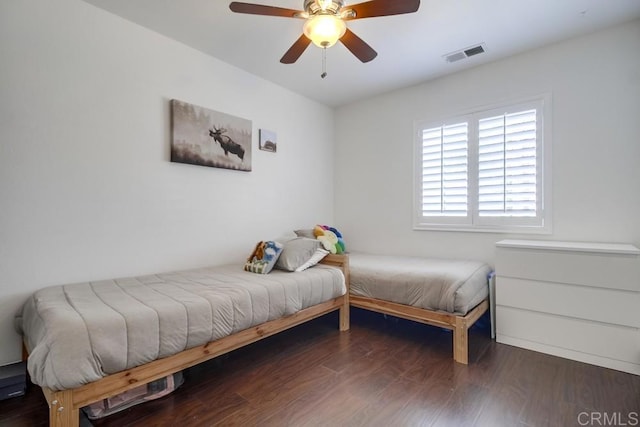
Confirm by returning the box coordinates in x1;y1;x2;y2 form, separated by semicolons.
335;20;640;263
0;0;335;364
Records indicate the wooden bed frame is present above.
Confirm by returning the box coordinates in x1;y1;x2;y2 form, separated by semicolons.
24;254;350;427
349;296;489;365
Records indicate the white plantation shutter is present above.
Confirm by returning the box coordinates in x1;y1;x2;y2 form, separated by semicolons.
421;123;468;217
478;109;538;217
414;96;550;232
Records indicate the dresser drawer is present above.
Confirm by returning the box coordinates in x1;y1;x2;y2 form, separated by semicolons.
495;245;640;292
496;276;640;328
497;307;640;371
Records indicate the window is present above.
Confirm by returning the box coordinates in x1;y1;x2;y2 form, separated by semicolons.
414;96;551;233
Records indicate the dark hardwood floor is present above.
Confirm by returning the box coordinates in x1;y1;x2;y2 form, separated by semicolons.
1;308;639;426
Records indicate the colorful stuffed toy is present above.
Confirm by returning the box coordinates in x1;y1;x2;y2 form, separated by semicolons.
244;240;283;274
313;225;346;254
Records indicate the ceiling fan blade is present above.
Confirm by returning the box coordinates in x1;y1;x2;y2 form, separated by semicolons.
229;2;303;18
280;35;312;64
343;0;420;20
340;28;377;63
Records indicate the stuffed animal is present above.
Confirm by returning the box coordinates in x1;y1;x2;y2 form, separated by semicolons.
313;225;346;254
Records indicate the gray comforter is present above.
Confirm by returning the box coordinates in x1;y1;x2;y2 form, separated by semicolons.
17;264;346;391
349;253;491;315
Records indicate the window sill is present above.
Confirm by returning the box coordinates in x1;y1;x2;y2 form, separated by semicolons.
413;223;552;234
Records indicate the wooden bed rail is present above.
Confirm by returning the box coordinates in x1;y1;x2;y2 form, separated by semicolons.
350;296;489;365
25;254;351;427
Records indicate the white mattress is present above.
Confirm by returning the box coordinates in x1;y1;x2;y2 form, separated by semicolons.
349;252;491;315
17;263;346;391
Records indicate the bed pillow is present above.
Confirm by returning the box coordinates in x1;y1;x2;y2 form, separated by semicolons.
294;247;330;272
294;229;316;239
274;230;297;243
275;237;328;272
244;240;283;274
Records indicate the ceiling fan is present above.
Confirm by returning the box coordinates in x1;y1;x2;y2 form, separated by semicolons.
229;0;420;64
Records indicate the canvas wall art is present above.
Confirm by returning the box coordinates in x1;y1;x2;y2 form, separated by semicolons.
171;99;252;172
259;129;277;153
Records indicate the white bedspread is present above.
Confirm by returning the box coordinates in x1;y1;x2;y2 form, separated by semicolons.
349;253;491;315
17;263;345;391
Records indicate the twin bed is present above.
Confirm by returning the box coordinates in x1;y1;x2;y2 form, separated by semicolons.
349;253;492;365
17;252;492;427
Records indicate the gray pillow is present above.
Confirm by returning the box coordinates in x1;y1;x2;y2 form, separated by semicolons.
294;229;316;239
275;237;327;272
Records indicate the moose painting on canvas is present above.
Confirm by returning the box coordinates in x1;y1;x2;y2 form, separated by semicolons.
170;99;252;172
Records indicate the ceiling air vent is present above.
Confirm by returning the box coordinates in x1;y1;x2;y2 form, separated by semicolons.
444;43;486;63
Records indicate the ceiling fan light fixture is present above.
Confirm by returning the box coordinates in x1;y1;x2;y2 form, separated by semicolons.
303;14;346;48
317;0;332;10
303;0;344;15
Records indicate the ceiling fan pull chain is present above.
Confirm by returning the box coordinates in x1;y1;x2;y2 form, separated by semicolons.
321;47;327;78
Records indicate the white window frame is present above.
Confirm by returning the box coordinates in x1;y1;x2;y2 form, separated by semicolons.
413;94;552;234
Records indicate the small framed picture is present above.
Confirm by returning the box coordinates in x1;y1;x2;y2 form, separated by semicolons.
259;129;277;153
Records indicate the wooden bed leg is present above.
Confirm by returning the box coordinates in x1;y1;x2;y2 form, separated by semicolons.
453;317;469;365
46;389;79;427
22;342;29;362
339;296;350;331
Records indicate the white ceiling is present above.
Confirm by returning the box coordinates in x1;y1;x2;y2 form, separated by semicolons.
82;0;640;107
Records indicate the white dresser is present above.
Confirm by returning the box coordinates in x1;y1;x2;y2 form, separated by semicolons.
495;239;640;375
